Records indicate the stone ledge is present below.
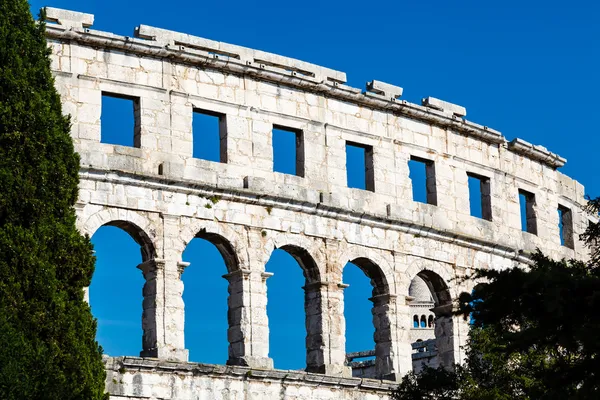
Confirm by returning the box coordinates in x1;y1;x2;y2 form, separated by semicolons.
104;356;396;391
508;138;566;169
79;166;534;265
422;96;467;118
45;7;94;30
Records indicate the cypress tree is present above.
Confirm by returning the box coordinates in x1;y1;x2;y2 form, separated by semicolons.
0;1;107;398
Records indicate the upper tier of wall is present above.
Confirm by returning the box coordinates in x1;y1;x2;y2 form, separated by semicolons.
44;7;590;262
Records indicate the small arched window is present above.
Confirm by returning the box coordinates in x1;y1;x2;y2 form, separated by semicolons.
420;315;427;328
416;338;425;352
413;315;419;328
428;315;434;328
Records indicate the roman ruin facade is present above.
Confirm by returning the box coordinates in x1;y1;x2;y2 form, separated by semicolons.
44;7;591;399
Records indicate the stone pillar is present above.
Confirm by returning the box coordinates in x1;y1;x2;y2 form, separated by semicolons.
371;293;409;381
432;304;459;368
304;281;351;376
325;282;352;377
136;257;188;361
224;268;273;369
394;295;417;377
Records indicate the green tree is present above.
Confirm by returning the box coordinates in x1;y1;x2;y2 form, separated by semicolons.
394;198;600;400
0;2;106;398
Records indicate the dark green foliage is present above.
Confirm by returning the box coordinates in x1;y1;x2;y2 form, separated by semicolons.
393;366;461;400
0;1;106;399
394;199;600;400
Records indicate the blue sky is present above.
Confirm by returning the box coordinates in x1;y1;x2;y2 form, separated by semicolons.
30;0;599;369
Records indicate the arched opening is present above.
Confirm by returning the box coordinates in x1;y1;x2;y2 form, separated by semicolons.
413;315;419;328
265;245;320;371
416;339;424;353
408;270;453;373
181;230;239;365
343;261;376;377
89;220;155;357
343;257;394;380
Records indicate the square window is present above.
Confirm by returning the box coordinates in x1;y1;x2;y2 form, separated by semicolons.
467;173;492;221
346;142;374;191
272;126;304;176
558;205;574;249
408;157;437;205
193;109;226;162
100;93;140;147
518;189;537;234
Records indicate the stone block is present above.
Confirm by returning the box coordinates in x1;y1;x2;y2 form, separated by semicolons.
366;80;403;99
421;96;467;117
45;7;94;29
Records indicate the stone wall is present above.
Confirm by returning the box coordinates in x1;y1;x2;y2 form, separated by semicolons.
43;7;591;399
104;357;395;400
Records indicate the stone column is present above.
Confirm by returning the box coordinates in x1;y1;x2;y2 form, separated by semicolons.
224;268;273;369
371;293;410;381
394;295;417;377
137;258;188;361
304;281;351;376
431;304;459;368
325;282;352;377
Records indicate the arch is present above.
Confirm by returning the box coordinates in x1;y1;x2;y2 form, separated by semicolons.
413;315;419;328
403;258;454;306
416;269;452;307
181;225;246;365
267;232;324;283
349;257;390;297
340;246;397;295
342;254;397;380
89;223;146;357
193;229;240;273
405;260;457;371
428;315;434;328
179;219;247;271
278;244;321;283
80;208;157;261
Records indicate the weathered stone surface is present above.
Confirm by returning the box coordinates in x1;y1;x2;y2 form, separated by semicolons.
44;7;94;29
421;96;467;117
43;7;591;400
366;80;403;100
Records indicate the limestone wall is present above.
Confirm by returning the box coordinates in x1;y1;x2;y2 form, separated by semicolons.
43;7;591;399
104;357;394;400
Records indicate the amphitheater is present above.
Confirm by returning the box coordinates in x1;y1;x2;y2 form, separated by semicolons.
44;7;590;399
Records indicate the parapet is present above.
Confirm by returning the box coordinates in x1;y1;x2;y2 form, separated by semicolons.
422;97;467;118
135;25;347;84
508;138;566;169
43;7;519;149
45;7;93;30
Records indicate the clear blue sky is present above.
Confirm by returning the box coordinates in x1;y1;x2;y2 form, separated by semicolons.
30;0;599;369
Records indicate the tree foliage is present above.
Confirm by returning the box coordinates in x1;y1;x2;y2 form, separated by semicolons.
0;2;106;398
394;199;600;400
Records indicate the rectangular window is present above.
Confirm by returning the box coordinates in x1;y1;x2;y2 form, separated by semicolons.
467;173;492;221
101;93;140;147
346;142;374;191
558;205;574;248
272;125;304;176
519;189;537;234
408;156;437;205
192;109;227;162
